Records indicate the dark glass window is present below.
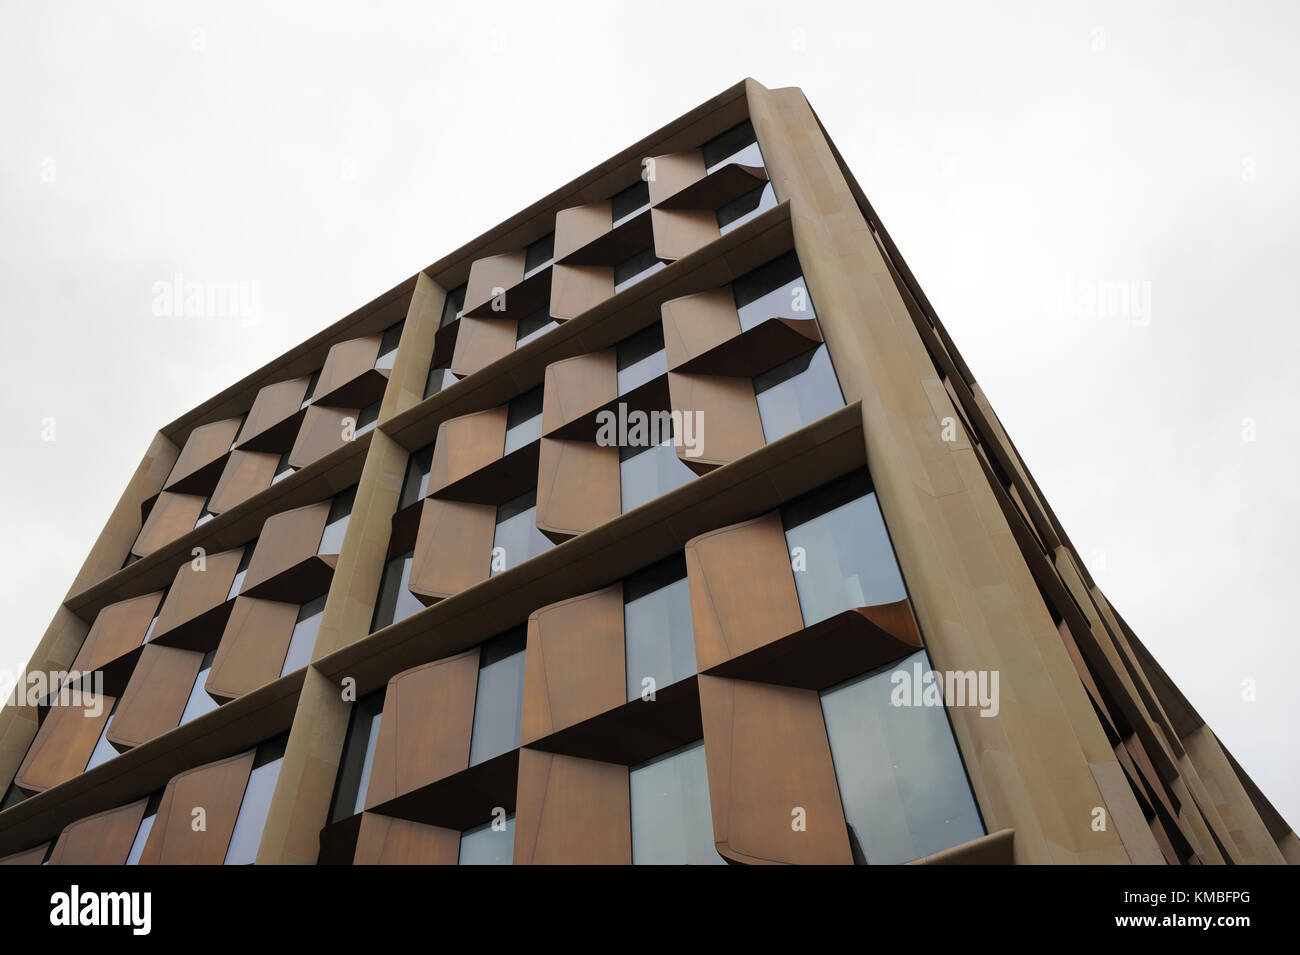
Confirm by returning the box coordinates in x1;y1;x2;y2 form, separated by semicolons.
1;783;29;812
516;308;559;348
354;400;380;438
821;651;985;864
271;449;295;485
440;283;467;328
629;741;723;864
459;813;515;865
179;651;218;725
718;183;777;234
374;320;404;371
492;491;552;574
84;700;120;771
399;443;435;511
624;555;696;701
194;500;215;529
281;595;326;676
524;233;555;277
701;120;764;172
223;736;287;865
611;179;650;226
733;251;815;331
318;486;356;556
425;364;455;398
754;345;844;443
329;690;384;822
503;387;543;454
227;415;246;451
782;472;907;625
142;590;167;643
227;544;255;601
468;630;526;766
370;551;423;632
619;438;695;512
613;248;665;293
300;369;321;410
124;794;160;865
616;323;666;395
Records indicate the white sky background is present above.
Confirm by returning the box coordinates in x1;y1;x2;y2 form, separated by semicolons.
1;1;1297;829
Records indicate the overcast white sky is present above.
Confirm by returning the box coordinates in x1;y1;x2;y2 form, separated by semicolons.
2;1;1296;831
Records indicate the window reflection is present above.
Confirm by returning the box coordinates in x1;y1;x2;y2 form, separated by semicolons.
178;651;218;726
754;346;844;443
619;438;695;513
281;595;326;676
624;555;696;701
616;323;666;395
223;737;287;865
329;690;384;821
629;741;723;864
492;491;552;574
459;813;515;865
468;631;526;766
370;551;423;632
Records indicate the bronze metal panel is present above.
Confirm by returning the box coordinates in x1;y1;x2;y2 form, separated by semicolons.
371;750;518;832
131;491;206;557
685;511;804;670
138;749;255;864
698;674;852;865
69;591;163;676
513;748;631;865
107;645;206;750
667;371;765;473
0;844;49;865
560;210;654;267
206;597;300;701
535;438;621;542
674;317;822;378
549;264;614;321
151;546;245;646
364;649;480;808
655;162;769;211
207;449;279;515
163;417;242;494
407;498;496;604
462;251;526;316
541;350;618;435
651;207;719;262
353;812;459;865
662;287;741;369
553;202;611;261
907;829;1016;865
14;692;115;793
428;406;507;495
236;376;311;451
434;441;540;507
287;404;360;470
48;797;149;865
521;584;626;745
705;604;923;691
464;268;553;322
547;375;671;444
646;151;706;206
449;316;517;379
312;334;383;407
242;501;330;594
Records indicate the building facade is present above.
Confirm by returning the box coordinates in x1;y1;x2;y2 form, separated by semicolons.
0;79;1293;865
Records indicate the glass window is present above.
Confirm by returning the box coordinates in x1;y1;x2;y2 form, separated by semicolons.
624;555;696;701
754;346;844;443
227;544;254;601
178;651;218;725
370;551;423;632
399;443;435;511
84;702;120;771
194;500;215;529
616;323;666;395
354;400;380;438
611;179;650;227
701;120;764;173
516;307;559;349
619;438;695;512
281;595;326;676
300;369;321;410
227;415;246;452
329;691;384;821
425;364;455;398
629;741;723;864
125;800;158;865
613;248;665;293
718;183;777;235
524;233;554;278
782;472;907;625
459;814;515;865
440;283;467;328
733;251;815;332
271;450;295;485
374;321;404;371
503;387;543;455
492;491;552;573
468;630;526;766
223;737;287;865
1;783;28;812
318;487;355;556
142;589;167;643
820;650;984;864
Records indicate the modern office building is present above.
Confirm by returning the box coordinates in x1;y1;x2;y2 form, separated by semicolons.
0;79;1292;866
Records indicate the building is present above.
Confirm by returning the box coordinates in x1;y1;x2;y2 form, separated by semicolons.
0;79;1292;866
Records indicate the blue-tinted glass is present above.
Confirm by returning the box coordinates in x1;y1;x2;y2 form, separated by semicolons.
370;552;423;632
624;562;696;701
630;742;723;864
754;346;844;443
352;712;382;815
223;753;284;865
179;655;218;725
459;814;515;865
468;635;525;766
733;253;816;331
821;651;984;864
492;492;552;574
702;121;764;173
503;389;543;454
318;488;355;555
619;439;695;512
84;708;118;771
281;595;326;676
125;811;155;865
